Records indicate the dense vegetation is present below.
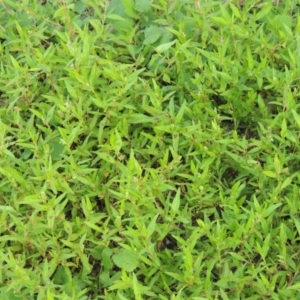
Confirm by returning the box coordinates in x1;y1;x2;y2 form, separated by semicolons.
1;0;300;298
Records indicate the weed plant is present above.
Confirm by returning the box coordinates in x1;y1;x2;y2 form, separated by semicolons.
1;0;300;299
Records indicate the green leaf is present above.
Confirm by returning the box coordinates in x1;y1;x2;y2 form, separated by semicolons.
281;176;292;190
120;0;139;19
262;170;277;178
229;3;242;20
10;55;22;70
171;188;181;214
274;154;281;174
110;129;123;154
292;109;300;128
174;101;186;124
147;214;158;237
53;265;70;285
229;252;246;262
254;3;272;21
155;40;177;54
0;205;15;211
263;203;282;218
135;0;153;12
114;129;123;154
47;208;55;229
132;273;141;299
143;25;163;45
224;151;244;164
102;248;113;270
96;152;116;164
106;14;127;21
281;118;287;138
112;249;138;272
117;292;131;300
74;1;86;14
127;113;156;124
64;80;78;99
164;272;185;282
100;270;113;287
85;221;103;233
49;136;65;160
287;283;300;290
128;149;142;176
261;233;271;259
246;46;254;70
293;218;300;236
81;253;92;274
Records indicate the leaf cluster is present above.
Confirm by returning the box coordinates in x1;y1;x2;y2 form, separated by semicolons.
1;0;300;299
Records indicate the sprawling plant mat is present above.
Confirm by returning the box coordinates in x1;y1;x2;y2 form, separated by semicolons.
1;0;300;299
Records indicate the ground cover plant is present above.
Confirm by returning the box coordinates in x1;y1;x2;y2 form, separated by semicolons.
1;0;300;298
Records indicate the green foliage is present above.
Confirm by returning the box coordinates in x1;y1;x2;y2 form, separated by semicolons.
0;0;300;298
112;249;139;272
